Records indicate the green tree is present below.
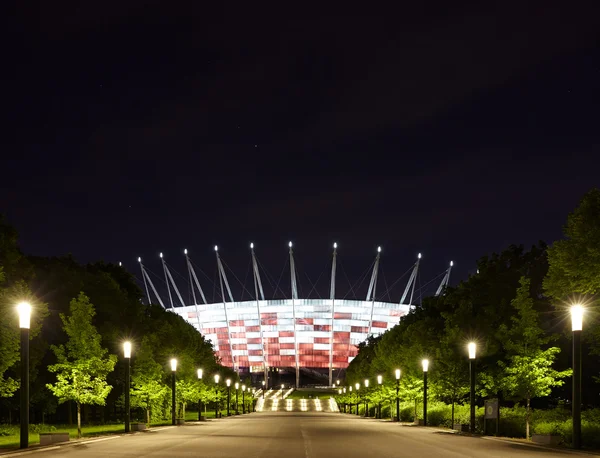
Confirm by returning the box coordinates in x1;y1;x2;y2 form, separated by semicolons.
499;277;571;439
46;292;117;437
545;188;600;300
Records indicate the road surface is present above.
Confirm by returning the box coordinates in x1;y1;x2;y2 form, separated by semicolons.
10;412;591;458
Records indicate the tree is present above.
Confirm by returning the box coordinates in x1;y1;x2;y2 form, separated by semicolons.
46;292;117;437
545;188;600;300
499;277;571;439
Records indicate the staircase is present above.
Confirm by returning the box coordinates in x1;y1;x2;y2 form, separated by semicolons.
256;397;339;413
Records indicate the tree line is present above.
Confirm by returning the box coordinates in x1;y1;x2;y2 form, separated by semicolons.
341;189;600;438
0;218;237;436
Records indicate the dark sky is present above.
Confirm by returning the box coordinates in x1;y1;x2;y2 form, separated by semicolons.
4;2;600;302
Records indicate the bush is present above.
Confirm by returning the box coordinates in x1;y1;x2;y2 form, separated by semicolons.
532;421;562;435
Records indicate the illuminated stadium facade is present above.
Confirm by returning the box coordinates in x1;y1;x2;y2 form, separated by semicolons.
136;243;452;387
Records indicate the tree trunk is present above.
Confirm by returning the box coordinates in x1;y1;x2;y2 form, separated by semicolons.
451;401;455;426
526;397;530;440
77;403;82;439
146;408;150;426
415;399;418;420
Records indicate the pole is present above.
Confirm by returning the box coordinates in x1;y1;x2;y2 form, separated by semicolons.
171;372;176;425
470;360;476;433
235;389;239;415
227;386;231;416
573;329;582;449
396;379;400;422
125;357;130;432
243;391;246;414
423;371;428;427
19;328;29;449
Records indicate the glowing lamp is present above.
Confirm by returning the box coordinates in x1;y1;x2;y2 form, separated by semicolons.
214;245;218;252
184;248;188;254
377;375;382;385
355;383;360;390
17;302;31;329
334;242;338;249
170;358;177;372
422;359;429;372
571;305;584;332
250;243;254;249
123;341;131;359
197;368;203;379
468;342;476;360
288;241;293;248
377;246;381;253
214;374;220;384
226;379;231;387
395;369;401;380
242;385;246;391
235;382;239;390
159;252;163;258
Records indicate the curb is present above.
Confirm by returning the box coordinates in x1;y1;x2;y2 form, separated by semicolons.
481;436;600;457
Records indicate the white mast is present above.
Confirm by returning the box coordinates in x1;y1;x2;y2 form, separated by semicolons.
435;261;454;296
400;253;421;306
138;257;165;309
160;253;174;309
366;246;381;336
250;243;268;385
138;257;151;305
216;246;236;372
184;249;203;332
328;242;338;387
289;241;300;388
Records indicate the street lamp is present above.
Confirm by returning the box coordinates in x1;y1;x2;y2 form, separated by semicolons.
235;382;240;415
214;374;220;418
355;383;360;416
281;384;284;399
364;379;369;417
170;358;177;425
226;379;231;416
422;359;429;426
395;369;401;422
571;304;583;449
468;342;476;433
197;369;203;421
262;380;265;398
242;385;246;414
377;375;383;419
123;342;132;433
17;302;31;449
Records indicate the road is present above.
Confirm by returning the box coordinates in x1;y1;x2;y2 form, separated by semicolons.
13;412;592;458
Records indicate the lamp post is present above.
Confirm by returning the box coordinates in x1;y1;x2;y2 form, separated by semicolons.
214;374;220;418
355;383;360;416
235;382;240;415
262;380;265;398
197;369;203;420
468;342;476;433
123;342;132;433
395;369;401;422
171;358;177;425
571;305;583;449
422;359;429;427
281;384;284;399
17;302;31;449
349;386;353;414
364;379;369;417
377;375;382;419
242;385;246;414
226;379;231;416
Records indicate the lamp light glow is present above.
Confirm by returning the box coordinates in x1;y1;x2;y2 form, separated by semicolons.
138;257;141;262
242;385;246;391
450;261;454;267
214;374;220;384
334;242;338;249
226;379;231;387
418;253;422;259
262;381;265;386
337;380;340;385
170;358;177;371
377;375;382;385
395;369;401;380
571;304;584;332
197;368;203;379
214;245;218;252
123;341;131;358
355;383;360;390
17;302;31;329
184;248;187;254
250;243;254;249
468;342;477;359
377;246;381;253
288;241;292;248
349;386;352;392
235;382;239;390
159;252;163;258
422;359;429;372
119;261;122;267
364;379;369;388
343;388;346;393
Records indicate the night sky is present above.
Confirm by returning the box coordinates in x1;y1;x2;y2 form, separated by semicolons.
4;3;600;302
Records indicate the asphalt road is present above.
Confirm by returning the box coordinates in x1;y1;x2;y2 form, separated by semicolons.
13;413;593;458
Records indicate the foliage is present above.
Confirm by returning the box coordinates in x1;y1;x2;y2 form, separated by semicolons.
46;293;118;437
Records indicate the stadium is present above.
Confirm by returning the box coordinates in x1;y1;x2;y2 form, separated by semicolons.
135;243;452;388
